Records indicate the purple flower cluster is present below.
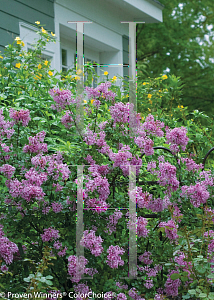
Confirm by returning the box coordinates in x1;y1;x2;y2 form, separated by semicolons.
73;283;92;300
198;170;214;186
0;164;15;179
41;227;60;242
164;270;181;297
133;186;170;213
134;136;154;156
0;109;15;142
52;202;63;213
109;145;142;176
6;177;45;203
0;225;19;265
49;88;74;112
137;264;162;290
109;102;130;124
105;209;123;235
86;81;116;102
166;126;189;154
116;281;128;290
67;255;89;283
23;131;48;154
134;188;152;209
142;114;164;137
80;230;103;257
180;182;210;207
106;245;125;269
117;293;127;300
61;110;74;129
159;219;178;240
138;251;153;265
128;288;145;300
9;108;31;127
84;164;110;213
180;157;203;173
137;217;149;237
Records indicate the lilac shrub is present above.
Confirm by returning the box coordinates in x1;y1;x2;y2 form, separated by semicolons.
0;79;213;298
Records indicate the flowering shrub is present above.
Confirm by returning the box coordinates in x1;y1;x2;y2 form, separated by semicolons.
0;26;214;300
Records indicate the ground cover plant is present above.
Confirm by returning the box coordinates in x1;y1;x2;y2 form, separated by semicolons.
0;24;214;300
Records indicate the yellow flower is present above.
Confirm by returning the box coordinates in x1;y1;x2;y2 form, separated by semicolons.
108;109;110;111
112;76;117;81
159;90;161;92
181;105;184;108
171;114;173;116
142;117;144;120
91;99;94;104
104;71;108;76
44;60;49;66
51;32;55;37
0;74;2;77
75;75;80;80
0;56;3;59
17;40;22;45
76;69;82;75
178;105;180;108
162;75;168;80
148;94;152;99
38;73;42;77
83;100;87;103
47;39;49;42
48;70;53;76
41;27;47;34
38;64;42;69
21;41;25;47
35;21;40;25
143;82;147;85
148;108;151;111
15;63;21;68
191;119;194;122
15;37;21;41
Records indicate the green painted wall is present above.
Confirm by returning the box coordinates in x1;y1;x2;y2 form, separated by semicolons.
0;0;54;54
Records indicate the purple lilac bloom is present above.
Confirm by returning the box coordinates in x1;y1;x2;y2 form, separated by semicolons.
106;245;125;269
180;182;210;207
41;227;60;242
68;255;88;283
0;164;15;179
80;230;103;257
49;88;73;112
0;225;19;265
166;126;189;154
159;219;179;240
9;108;31;126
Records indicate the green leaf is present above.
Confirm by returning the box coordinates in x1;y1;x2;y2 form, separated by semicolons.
181;276;189;282
188;290;196;295
170;273;180;280
198;294;207;298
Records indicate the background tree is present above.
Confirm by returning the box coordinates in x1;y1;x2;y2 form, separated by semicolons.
136;0;214;116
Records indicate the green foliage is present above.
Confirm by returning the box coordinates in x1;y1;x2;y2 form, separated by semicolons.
136;0;214;116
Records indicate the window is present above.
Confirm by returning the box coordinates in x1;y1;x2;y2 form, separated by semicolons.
61;48;68;72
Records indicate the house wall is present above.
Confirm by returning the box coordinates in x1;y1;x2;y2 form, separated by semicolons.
54;0;129;80
0;0;54;54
